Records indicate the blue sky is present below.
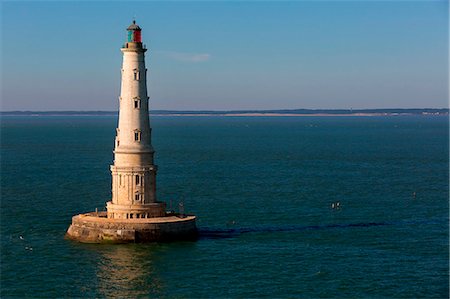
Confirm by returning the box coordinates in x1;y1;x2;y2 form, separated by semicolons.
1;1;448;111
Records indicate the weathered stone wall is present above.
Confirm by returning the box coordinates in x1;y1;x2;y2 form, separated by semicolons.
66;213;197;243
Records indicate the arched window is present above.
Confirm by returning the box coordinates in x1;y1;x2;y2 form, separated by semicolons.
133;97;141;109
133;69;140;81
134;191;142;202
134;130;141;142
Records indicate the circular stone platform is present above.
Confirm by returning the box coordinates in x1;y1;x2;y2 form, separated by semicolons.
66;212;197;243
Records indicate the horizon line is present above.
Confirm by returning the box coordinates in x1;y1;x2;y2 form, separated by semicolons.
1;108;449;113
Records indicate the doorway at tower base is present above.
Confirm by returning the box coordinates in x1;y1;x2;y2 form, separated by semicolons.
65;212;197;243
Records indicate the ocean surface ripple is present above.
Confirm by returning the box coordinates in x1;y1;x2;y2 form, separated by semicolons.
1;115;448;298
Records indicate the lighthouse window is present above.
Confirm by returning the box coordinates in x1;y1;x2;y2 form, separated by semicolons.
134;98;141;109
134;130;141;142
133;69;140;81
134;191;142;202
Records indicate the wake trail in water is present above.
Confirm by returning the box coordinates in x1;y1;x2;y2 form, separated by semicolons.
198;218;446;240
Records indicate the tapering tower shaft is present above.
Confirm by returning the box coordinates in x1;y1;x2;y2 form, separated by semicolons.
107;21;165;219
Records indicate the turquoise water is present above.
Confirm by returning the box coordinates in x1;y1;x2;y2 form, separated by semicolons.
1;116;448;298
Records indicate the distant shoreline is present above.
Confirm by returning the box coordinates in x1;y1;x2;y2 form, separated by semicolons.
149;112;448;117
1;108;448;117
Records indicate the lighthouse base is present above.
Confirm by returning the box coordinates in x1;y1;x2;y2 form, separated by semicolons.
65;212;197;243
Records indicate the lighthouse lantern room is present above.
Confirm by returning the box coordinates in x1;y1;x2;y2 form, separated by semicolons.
127;20;142;43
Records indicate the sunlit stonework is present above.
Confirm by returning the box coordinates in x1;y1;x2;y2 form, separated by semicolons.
66;20;197;243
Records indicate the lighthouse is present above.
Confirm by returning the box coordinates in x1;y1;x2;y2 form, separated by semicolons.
107;20;165;220
66;21;197;243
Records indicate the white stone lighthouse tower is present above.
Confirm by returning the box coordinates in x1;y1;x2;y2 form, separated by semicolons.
106;20;165;219
66;20;197;243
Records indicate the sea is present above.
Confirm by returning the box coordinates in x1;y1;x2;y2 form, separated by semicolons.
1;115;448;298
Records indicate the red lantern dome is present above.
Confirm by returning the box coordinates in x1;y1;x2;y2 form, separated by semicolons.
127;20;142;43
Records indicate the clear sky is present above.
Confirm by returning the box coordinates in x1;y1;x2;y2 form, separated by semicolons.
1;1;448;111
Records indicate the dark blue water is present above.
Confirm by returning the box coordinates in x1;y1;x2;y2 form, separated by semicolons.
1;116;448;298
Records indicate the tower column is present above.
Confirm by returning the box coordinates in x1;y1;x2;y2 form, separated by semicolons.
106;20;165;219
66;20;196;243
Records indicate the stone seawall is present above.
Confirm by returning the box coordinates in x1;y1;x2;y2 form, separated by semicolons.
66;213;197;243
